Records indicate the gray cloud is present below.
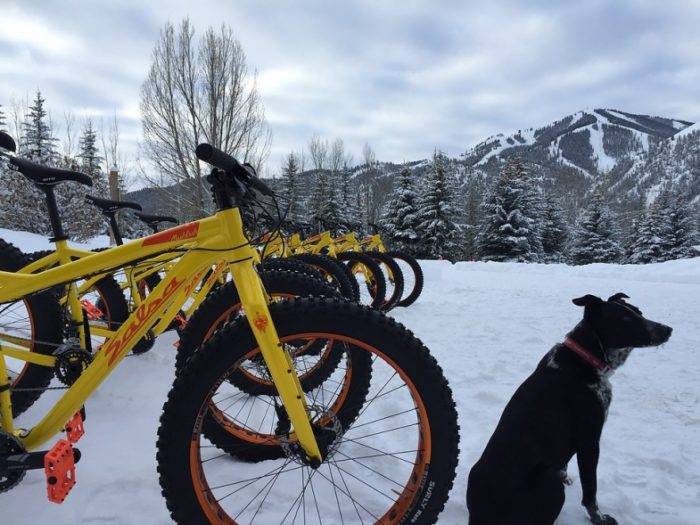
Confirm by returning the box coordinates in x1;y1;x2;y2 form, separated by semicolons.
1;0;698;178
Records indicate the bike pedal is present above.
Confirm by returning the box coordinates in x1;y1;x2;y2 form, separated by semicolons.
64;410;84;443
80;299;104;320
44;439;76;504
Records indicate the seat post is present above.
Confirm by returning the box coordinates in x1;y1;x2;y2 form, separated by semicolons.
105;213;124;245
40;185;68;242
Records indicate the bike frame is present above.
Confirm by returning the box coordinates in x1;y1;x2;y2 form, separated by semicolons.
0;208;322;461
14;243;227;342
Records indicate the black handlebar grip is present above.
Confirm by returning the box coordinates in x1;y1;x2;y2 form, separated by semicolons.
195;143;274;197
0;130;17;152
196;143;239;172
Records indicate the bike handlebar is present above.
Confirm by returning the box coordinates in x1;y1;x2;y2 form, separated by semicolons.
195;143;274;197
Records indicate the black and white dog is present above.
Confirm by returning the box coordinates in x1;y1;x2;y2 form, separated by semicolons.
466;293;673;525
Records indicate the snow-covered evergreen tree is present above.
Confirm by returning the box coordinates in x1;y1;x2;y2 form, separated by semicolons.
540;192;569;261
0;91;58;235
628;206;665;263
21;91;57;164
308;170;328;220
663;191;697;260
568;191;623;264
317;177;343;225
415;150;461;259
280;153;302;221
476;157;542;262
337;163;360;223
59;120;109;240
380;166;420;252
461;172;487;259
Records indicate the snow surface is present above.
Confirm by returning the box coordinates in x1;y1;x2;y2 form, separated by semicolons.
674;122;700;140
1;234;699;523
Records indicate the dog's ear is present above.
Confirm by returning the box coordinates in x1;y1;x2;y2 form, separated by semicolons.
608;292;630;302
572;294;603;307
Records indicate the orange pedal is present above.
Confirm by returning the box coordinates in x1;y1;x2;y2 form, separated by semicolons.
44;439;76;504
80;299;104;320
65;411;84;443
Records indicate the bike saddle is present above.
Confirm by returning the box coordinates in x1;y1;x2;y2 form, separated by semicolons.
10;156;92;187
134;212;178;228
85;195;142;214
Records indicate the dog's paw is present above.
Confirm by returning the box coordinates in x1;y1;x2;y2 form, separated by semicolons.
589;513;617;525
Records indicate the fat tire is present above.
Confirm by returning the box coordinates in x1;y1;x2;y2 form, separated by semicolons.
289;253;356;301
258;257;322;282
157;297;459;524
368;251;404;311
388;250;424;307
175;269;343;397
0;240;64;417
337;251;387;309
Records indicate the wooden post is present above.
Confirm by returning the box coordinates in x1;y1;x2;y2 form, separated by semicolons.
108;166;119;244
108;166;120;201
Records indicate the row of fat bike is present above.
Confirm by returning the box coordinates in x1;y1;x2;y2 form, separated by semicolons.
0;130;459;524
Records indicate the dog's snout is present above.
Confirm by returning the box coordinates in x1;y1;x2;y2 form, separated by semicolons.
649;322;673;344
660;324;673;340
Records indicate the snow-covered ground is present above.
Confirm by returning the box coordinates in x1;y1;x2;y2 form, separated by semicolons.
1;233;698;524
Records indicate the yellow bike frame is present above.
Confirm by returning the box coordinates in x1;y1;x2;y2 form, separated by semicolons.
15;244;228;343
0;208;322;461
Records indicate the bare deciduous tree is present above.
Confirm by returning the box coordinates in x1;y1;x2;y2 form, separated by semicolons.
63;110;78;158
329;138;346;173
308;135;328;171
141;18;271;219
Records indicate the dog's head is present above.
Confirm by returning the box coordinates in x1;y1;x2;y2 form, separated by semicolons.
572;293;673;352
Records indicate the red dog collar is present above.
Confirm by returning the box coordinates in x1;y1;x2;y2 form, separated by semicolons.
563;337;610;373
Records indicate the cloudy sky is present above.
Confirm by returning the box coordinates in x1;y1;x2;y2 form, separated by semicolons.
1;0;699;179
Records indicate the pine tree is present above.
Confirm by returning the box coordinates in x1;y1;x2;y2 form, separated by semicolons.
664;191;697;260
628;207;665;263
317;173;343;225
21;91;57;164
59;121;109;241
476;157;542;262
540;192;569;262
308;170;328;220
0;91;58;235
337;163;360;223
462;172;487;259
568;191;623;264
415;150;461;259
280;153;302;221
380;167;420;252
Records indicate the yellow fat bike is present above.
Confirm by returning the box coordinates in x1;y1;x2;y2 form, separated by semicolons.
262;221;390;309
0;136;458;524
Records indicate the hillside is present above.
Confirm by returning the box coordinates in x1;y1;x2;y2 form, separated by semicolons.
126;109;698;220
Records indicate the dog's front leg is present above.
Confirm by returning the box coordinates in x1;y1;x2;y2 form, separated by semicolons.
577;441;617;525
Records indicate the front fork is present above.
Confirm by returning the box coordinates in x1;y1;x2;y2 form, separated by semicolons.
228;259;323;464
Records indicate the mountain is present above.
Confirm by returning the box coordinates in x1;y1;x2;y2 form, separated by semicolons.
458;109;696;210
463;108;691;175
127;108;698;222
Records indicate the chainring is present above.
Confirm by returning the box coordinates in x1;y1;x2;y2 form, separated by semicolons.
0;431;26;493
55;346;93;386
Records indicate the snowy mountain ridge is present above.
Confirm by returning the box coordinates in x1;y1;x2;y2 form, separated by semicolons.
462;108;693;176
